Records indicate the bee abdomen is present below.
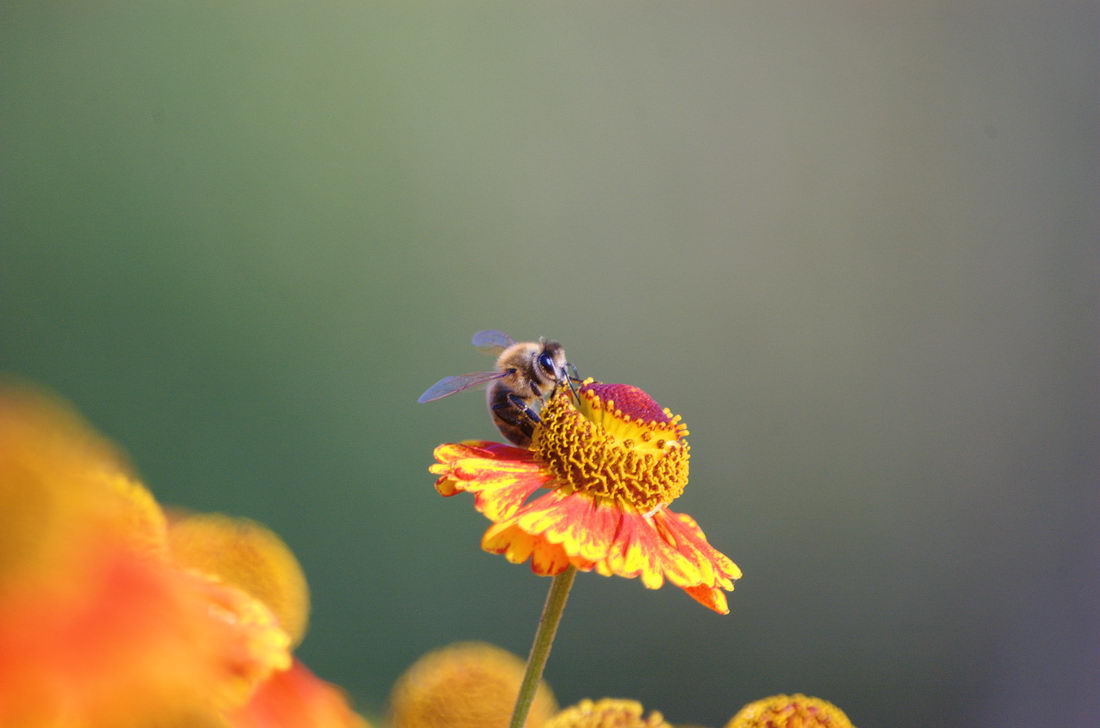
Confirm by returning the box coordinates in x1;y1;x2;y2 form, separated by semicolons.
487;383;535;447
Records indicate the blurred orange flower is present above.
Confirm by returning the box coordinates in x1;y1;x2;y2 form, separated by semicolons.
0;382;365;728
229;658;368;728
431;380;741;613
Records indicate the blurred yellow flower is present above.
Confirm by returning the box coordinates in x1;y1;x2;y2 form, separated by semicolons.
169;513;311;647
725;694;854;728
545;698;671;728
389;642;557;728
0;382;366;728
431;380;741;613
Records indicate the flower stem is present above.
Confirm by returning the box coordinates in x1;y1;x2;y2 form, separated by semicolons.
508;566;577;728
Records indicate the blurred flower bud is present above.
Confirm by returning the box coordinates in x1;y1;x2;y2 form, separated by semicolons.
389;642;557;728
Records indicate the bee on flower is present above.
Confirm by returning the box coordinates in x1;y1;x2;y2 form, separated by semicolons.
428;346;742;614
419;329;577;447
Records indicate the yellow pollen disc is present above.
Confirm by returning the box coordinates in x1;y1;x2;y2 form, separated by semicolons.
725;694;855;728
531;379;690;513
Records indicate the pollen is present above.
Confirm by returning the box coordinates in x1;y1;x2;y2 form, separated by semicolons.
531;379;690;513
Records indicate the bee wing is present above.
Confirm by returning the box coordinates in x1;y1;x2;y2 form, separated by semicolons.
472;329;515;355
417;370;509;403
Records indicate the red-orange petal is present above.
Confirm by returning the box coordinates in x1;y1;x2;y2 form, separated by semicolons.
682;584;730;615
514;489;622;562
430;441;550;522
227;659;367;728
480;490;739;613
482;521;537;566
653;510;743;587
0;540;291;726
602;510;696;590
482;521;595;577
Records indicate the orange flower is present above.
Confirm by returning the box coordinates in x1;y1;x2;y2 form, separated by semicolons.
168;515;366;727
431;380;741;613
0;382;366;727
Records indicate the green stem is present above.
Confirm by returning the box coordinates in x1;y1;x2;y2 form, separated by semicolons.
508;566;577;728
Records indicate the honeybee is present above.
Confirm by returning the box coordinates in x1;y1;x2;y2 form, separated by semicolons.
418;329;576;446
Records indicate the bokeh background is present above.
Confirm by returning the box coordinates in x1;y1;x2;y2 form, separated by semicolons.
2;3;1097;726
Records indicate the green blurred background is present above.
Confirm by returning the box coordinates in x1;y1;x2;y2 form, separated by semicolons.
2;3;1097;726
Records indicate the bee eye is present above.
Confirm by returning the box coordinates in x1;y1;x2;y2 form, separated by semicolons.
538;352;556;374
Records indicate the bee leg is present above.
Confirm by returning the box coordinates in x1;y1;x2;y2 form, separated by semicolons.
507;393;541;423
490;401;523;426
563;365;581;403
529;382;543;398
566;379;580;403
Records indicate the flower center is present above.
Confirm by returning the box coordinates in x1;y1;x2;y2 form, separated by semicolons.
530;379;690;512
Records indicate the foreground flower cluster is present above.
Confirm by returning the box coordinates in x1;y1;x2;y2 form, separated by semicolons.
431;380;742;613
0;383;365;727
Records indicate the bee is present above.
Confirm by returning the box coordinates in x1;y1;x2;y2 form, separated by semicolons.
418;329;577;446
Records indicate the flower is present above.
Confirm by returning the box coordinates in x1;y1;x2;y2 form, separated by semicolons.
388;642;557;728
430;380;741;613
0;381;366;727
170;514;366;728
545;698;671;728
168;513;311;647
725;694;855;728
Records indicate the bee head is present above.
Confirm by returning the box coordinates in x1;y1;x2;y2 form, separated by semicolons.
535;339;568;385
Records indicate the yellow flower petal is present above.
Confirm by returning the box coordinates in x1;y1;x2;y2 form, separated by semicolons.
0;383;168;595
